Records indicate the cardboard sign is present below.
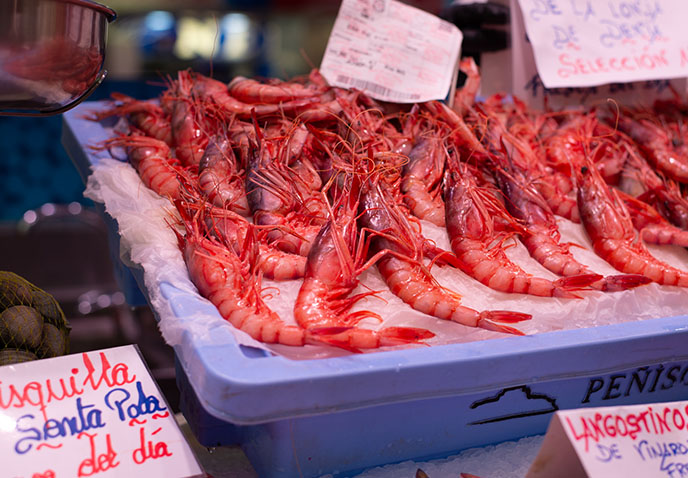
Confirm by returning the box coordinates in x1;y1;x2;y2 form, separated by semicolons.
509;0;685;109
527;400;688;477
1;345;204;478
514;0;688;89
320;0;462;103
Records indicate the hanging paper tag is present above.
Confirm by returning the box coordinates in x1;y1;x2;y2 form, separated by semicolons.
514;0;688;89
527;400;688;478
1;345;204;478
320;0;463;103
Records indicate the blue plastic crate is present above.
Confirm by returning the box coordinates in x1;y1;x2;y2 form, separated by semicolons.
61;107;148;307
62;102;688;478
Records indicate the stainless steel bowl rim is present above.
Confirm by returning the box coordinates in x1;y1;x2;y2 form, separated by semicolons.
0;0;117;116
59;0;116;22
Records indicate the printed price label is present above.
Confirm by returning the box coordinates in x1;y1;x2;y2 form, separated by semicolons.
515;0;688;88
320;0;462;103
1;345;203;478
528;400;688;478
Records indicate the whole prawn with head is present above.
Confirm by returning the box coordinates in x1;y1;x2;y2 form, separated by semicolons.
359;173;531;335
619;143;688;231
443;157;597;298
613;111;688;184
491;134;649;292
187;71;319;119
88;93;172;144
578;158;688;287
401;115;449;227
163;71;215;168
95;134;187;201
245;123;325;256
195;202;307;281
175;201;310;346
198;133;250;216
294;173;435;352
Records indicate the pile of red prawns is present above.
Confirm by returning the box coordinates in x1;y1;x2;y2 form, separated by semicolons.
91;62;688;352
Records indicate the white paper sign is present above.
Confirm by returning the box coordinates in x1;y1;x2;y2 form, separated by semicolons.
0;345;204;478
515;0;688;88
320;0;462;103
510;0;686;109
527;400;688;478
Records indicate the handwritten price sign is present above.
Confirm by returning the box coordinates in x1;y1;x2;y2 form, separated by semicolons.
1;345;203;478
515;0;688;88
528;400;688;477
320;0;462;103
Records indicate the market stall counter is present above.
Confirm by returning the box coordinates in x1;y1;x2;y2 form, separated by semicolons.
61;101;688;478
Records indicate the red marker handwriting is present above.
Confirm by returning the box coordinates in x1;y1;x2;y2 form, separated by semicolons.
557;50;669;79
0;368;82;422
0;351;135;422
565;404;688;452
36;443;63;451
132;427;172;465
77;432;119;477
32;471;55;478
81;352;136;391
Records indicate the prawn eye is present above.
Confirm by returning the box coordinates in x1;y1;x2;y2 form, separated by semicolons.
581;166;589;174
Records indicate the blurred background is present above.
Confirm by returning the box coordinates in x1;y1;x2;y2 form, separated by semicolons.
1;0;445;221
0;0;444;411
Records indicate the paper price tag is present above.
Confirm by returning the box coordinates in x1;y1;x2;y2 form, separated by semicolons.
1;345;203;478
528;400;688;478
515;0;688;89
320;0;462;103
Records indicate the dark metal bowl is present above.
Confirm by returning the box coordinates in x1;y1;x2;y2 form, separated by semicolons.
0;0;116;116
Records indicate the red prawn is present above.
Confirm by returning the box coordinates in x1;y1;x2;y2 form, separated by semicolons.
228;74;325;104
88;93;172;144
401;132;448;227
491;149;649;292
619;144;688;231
617;190;688;247
191;72;317;118
165;71;211;168
201;204;307;281
359;175;531;334
443;159;596;298
294;175;435;351
175;202;309;345
452;57;481;116
613;112;688;184
245;122;326;256
198;133;250;216
96;134;187;200
577;159;688;287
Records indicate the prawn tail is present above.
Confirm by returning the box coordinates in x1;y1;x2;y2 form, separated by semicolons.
554;273;603;289
378;326;436;345
478;320;527;336
480;310;532;324
477;310;531;336
598;274;652;292
308;327;362;354
307;326;435;351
